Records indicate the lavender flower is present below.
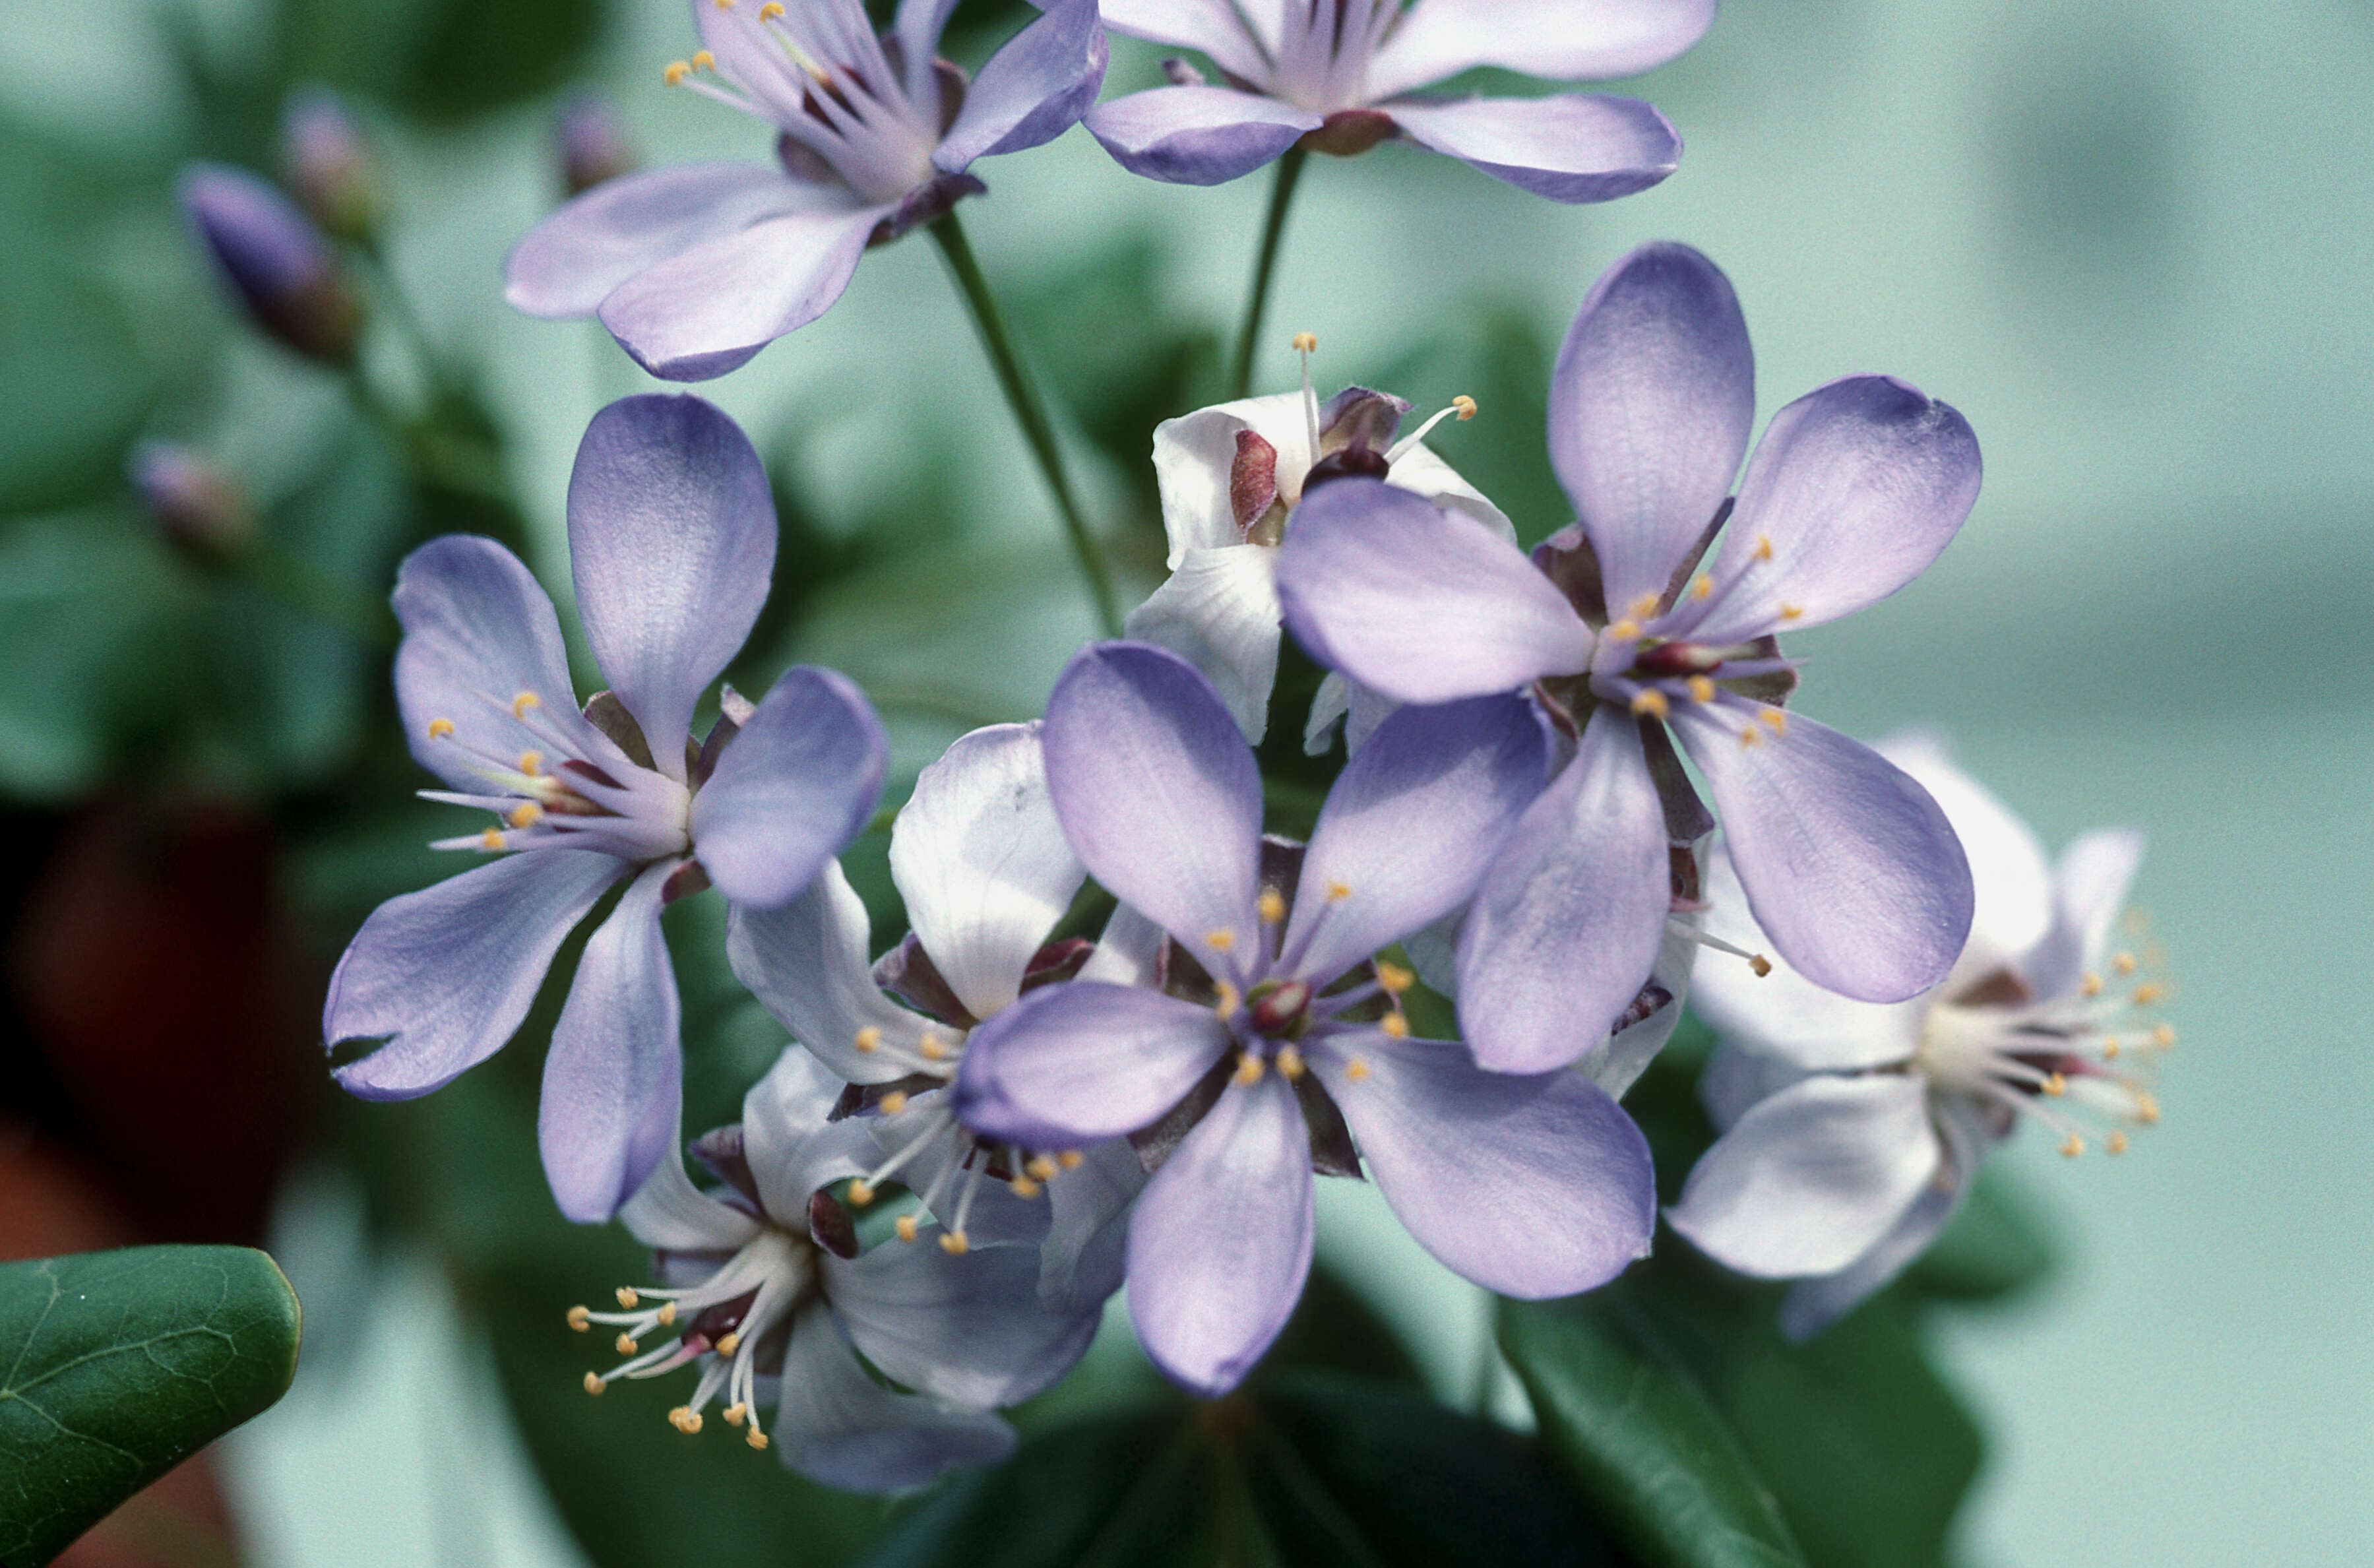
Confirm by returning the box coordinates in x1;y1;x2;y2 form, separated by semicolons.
1668;734;2167;1338
129;441;255;561
179;164;362;363
280;88;381;243
324;394;886;1223
1277;242;1982;1073
557;94;639;197
954;643;1654;1396
726;721;1156;1315
1087;0;1708;198
505;0;1107;380
569;1048;1093;1489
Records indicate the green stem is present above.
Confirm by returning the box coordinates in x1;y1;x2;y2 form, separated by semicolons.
238;539;398;651
929;212;1121;637
1229;146;1309;399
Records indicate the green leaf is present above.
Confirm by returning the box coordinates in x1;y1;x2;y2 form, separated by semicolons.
0;248;164;515
0;1245;301;1565
1501;1295;1805;1568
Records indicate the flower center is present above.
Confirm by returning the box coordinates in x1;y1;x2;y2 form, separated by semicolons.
423;689;692;864
1269;0;1400;113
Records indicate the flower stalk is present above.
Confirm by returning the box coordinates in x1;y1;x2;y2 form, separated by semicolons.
1230;146;1309;400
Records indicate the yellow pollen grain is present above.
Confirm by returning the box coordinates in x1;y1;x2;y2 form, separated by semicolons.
615;1287;639;1308
1380;1014;1409;1039
723;1403;746;1426
2136;1092;2161;1125
1628;592;1661;619
854;1026;881;1053
760;0;784;15
1204;927;1236;952
1759;708;1788;735
1606;618;1641;641
847;1179;875;1207
2059;1134;2085;1158
1686;675;1716;703
939;1231;970;1256
1234;1053;1266;1086
676;1408;704;1436
1375;961;1412;994
583;1372;606;1395
1027;1154;1059;1181
1453;394;1477;420
427;717;456;739
1345;1057;1371;1081
516;750;544;775
1737;726;1763;749
1326;881;1351;902
1213;981;1241;1019
1779;604;1805;621
1291;332;1318;353
2107;1131;2129;1155
2154;1024;2177;1048
1276;1045;1306;1080
614;1333;638;1356
1753;535;1774;561
1059;1150;1084;1170
919;1036;949;1061
1750;954;1772;977
2114;951;2137;976
2042;1072;2067;1097
879;1091;910;1115
507;801;544;829
895;1214;919;1242
1009;1175;1041;1199
2133;982;2163;1006
747;1428;770;1451
479;829;506;852
567;1305;590;1332
691;49;714;69
714;0;732;9
1258;889;1286;924
715;1332;741;1356
1630;690;1670;720
656;1301;677;1326
1691;575;1713;601
513;691;541;717
663;59;690;84
2082;972;2104;997
2104;1040;2121;1059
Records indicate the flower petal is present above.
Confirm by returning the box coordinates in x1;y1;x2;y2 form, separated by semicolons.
1385;94;1679;203
1575;916;1696;1100
954;981;1232;1147
1877;730;2053;980
772;1303;1016;1492
1456;708;1671;1073
1096;0;1274;88
937;0;1108;169
1151;395;1303;562
538;862;683;1222
1666;1073;1942;1279
1550;241;1752;618
888;722;1084;1020
1123;546;1284;743
1690;375;1982;643
1778;1096;1987;1340
1309;1030;1653;1296
1675;705;1973;1003
503;162;810;319
1086;86;1321;186
828;1234;1096;1407
619;1137;765;1254
566;394;776;771
1124;1075;1313;1396
1041;643;1263;958
1381;440;1516;541
1276;478;1592;704
741;1045;881;1224
390;536;604;792
693;665;887;906
1365;0;1718;98
1289;693;1549;985
327;850;621;1098
727;862;939;1084
2028;827;2147;999
892;0;964;106
1039;1137;1144;1315
596;199;892;381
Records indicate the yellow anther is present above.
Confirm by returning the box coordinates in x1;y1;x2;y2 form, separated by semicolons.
1628;592;1661;619
723;1403;746;1426
2113;951;2137;976
1629;690;1670;720
480;829;506;851
1276;1045;1306;1080
567;1305;591;1332
747;1428;770;1451
1758;708;1788;735
714;1332;741;1356
1345;1057;1371;1082
2081;972;2104;997
1737;726;1763;749
1749;954;1772;977
1234;1053;1266;1086
583;1372;606;1395
1375;961;1413;994
2103;1040;2121;1060
895;1214;920;1242
854;1026;881;1053
1778;604;1805;621
1258;889;1286;924
516;750;544;774
1686;675;1716;703
673;1407;704;1435
663;59;691;84
919;1035;949;1061
691;49;714;69
760;0;784;15
1753;535;1773;561
656;1301;678;1327
1213;981;1241;1019
2133;982;2163;1006
427;717;456;739
2041;1072;2067;1097
1058;1150;1083;1170
1691;575;1714;601
939;1231;970;1256
615;1287;639;1308
1452;394;1478;420
2135;1092;2161;1125
1009;1175;1042;1199
2106;1131;2129;1155
1291;332;1318;353
2153;1023;2177;1048
1380;1013;1409;1038
1326;881;1351;902
879;1091;910;1115
2059;1134;2085;1158
1606;619;1641;641
614;1333;638;1356
1026;1155;1059;1182
1204;927;1237;952
714;0;733;9
847;1179;875;1207
508;801;544;829
513;691;542;718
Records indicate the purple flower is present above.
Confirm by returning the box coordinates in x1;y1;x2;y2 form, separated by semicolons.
1276;242;1983;1073
1086;0;1708;198
726;720;1156;1315
504;0;1108;381
280;88;381;242
557;94;639;197
954;642;1655;1396
129;441;255;561
570;1048;1093;1490
1667;734;2166;1338
179;163;362;363
324;394;887;1223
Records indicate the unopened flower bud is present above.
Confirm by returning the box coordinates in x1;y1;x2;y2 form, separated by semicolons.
558;96;638;196
179;164;363;364
128;441;255;561
280;88;381;242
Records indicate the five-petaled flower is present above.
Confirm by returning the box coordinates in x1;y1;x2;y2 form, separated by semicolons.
954;642;1656;1396
571;1048;1094;1489
1668;734;2167;1338
323;394;886;1223
1086;0;1708;199
505;0;1107;380
1277;241;1984;1075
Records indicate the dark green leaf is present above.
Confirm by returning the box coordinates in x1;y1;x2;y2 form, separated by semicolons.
1501;1294;1805;1568
0;249;164;515
1906;1166;2057;1301
0;1245;301;1565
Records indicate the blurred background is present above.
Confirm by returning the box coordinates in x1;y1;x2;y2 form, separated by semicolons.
0;0;2366;1562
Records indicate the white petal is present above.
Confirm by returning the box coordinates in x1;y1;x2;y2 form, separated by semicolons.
1123;546;1283;743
